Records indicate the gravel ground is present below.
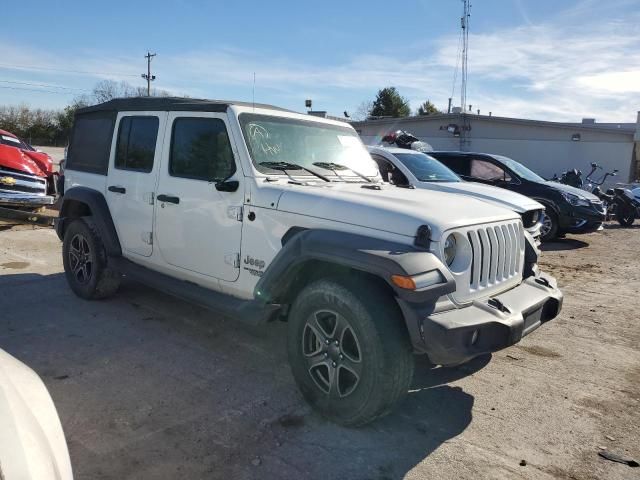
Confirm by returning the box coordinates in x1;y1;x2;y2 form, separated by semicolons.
0;224;638;480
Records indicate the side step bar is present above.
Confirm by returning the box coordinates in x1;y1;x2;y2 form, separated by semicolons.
109;257;281;326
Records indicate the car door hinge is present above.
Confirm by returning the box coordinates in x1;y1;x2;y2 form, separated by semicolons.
227;206;243;221
144;192;155;205
142;232;153;245
225;253;240;268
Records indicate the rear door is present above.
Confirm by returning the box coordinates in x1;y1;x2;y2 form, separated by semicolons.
154;112;244;282
106;112;166;257
434;154;472;179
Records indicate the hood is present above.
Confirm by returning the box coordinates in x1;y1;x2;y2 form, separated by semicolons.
0;349;73;480
22;150;54;176
0;145;48;177
542;180;600;201
422;181;543;213
274;182;519;241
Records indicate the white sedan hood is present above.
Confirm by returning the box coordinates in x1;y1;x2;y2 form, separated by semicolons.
0;349;73;480
275;182;519;241
420;181;543;213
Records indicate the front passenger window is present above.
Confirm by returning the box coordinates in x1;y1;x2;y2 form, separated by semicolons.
170;118;236;182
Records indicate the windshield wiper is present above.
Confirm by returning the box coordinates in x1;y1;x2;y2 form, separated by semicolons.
259;161;330;183
312;162;374;183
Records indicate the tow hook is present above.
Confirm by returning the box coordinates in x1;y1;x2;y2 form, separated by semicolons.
488;297;510;314
535;277;552;288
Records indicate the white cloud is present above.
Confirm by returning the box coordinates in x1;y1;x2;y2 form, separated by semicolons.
1;1;639;121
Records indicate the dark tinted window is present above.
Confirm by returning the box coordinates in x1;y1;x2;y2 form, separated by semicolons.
115;116;159;172
66;112;116;175
170;118;236;181
431;154;471;177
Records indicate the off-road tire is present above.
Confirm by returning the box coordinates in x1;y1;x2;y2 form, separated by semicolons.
62;217;120;300
540;209;559;242
287;278;414;426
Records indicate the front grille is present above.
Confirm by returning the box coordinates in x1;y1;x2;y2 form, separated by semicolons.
0;167;47;196
448;220;525;303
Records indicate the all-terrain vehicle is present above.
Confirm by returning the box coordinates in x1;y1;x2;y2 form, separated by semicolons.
56;97;563;426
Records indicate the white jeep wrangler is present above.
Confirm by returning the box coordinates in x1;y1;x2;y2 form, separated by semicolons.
56;97;563;426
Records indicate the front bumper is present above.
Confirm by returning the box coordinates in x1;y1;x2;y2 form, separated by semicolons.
0;192;55;208
559;203;606;234
399;273;563;366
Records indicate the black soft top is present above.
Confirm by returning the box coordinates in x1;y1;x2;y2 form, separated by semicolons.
76;96;292;115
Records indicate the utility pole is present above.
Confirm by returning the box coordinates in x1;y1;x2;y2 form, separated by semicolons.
141;51;156;96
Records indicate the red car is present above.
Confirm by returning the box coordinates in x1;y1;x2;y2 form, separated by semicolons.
0;129;56;209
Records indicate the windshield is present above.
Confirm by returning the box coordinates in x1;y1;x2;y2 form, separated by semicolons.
393;152;460;182
494;155;544;182
239;113;379;179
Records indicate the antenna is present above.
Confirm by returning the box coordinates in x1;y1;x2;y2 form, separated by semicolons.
461;0;471;113
252;72;256;111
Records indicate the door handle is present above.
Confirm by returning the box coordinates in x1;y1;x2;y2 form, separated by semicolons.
157;194;180;205
108;186;126;194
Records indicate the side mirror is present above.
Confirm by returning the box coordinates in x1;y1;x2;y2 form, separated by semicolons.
591;162;597;168
215;180;239;192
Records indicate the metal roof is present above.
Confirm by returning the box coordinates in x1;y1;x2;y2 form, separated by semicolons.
351;113;636;135
76;96;293;115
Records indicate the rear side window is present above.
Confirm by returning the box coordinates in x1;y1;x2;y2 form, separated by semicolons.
66;112;116;175
433;155;471;176
115;116;159;173
169;118;236;182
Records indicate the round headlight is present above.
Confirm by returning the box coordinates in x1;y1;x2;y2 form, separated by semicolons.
444;234;457;266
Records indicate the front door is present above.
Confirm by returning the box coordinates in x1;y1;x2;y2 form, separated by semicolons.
106;112;166;257
154;113;244;282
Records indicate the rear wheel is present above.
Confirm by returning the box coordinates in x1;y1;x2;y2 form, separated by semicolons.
62;218;120;299
617;205;635;226
287;278;414;426
540;209;559;242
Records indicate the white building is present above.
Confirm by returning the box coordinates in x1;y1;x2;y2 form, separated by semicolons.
351;112;640;185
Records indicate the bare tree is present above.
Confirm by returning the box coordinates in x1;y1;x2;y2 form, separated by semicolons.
352;101;374;121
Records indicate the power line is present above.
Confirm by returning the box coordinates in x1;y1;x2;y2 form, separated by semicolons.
0;79;89;92
0;85;78;95
0;62;139;78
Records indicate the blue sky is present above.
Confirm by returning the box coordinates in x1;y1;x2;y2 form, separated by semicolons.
1;0;639;121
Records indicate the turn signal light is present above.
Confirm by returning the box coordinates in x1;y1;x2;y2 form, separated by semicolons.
391;275;417;290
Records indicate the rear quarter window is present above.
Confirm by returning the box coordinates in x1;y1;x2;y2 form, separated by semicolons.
66;112;116;175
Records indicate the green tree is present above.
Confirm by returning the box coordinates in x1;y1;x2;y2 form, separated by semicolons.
417;100;441;116
370;87;411;118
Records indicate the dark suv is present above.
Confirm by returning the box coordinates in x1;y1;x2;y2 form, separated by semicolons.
430;152;606;241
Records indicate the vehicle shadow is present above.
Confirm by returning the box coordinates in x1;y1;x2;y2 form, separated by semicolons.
540;238;589;252
1;273;483;480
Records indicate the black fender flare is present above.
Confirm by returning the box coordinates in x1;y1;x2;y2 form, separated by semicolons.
254;228;455;305
55;186;122;256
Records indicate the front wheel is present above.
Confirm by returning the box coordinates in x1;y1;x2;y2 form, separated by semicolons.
287;279;414;426
62;218;121;299
540;209;559;242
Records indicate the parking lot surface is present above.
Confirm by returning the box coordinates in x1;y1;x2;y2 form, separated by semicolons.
0;224;638;480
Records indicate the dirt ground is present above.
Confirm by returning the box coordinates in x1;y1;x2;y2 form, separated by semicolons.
0;223;638;480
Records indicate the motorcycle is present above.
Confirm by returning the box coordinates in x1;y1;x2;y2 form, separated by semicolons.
584;163;640;226
381;130;434;152
552;168;583;188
